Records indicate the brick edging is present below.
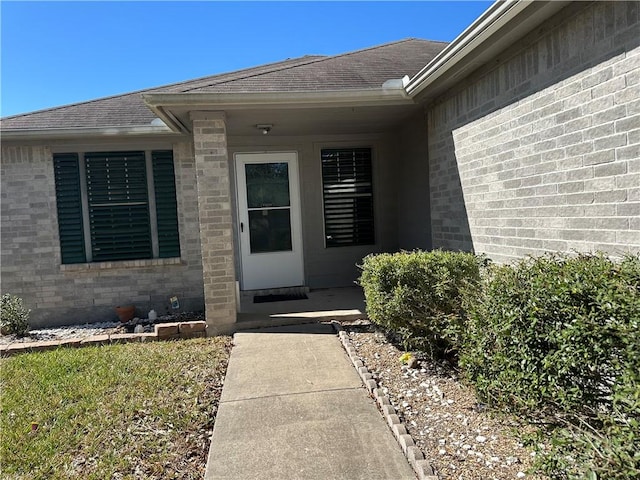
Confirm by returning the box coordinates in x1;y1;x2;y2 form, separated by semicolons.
330;320;438;480
0;321;207;357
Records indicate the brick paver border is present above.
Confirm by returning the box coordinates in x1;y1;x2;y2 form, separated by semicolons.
331;320;438;480
0;321;207;357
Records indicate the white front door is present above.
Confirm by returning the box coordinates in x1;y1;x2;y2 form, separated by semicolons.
235;152;304;290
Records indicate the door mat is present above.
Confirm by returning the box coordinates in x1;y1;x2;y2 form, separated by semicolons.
253;293;308;304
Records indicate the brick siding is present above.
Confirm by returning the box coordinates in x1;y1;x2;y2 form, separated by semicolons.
190;112;237;333
0;143;205;328
428;1;639;262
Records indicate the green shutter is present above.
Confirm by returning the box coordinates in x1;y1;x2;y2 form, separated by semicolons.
53;153;86;264
152;150;181;258
321;148;375;247
85;152;152;262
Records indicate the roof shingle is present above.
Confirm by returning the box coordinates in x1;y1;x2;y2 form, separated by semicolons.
1;39;447;131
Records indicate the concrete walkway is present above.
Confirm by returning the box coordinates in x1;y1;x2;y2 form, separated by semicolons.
204;323;415;480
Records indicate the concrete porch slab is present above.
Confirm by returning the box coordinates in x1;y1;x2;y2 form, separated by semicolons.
235;286;367;332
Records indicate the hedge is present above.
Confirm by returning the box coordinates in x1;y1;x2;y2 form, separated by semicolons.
358;249;482;357
461;253;639;479
359;250;639;479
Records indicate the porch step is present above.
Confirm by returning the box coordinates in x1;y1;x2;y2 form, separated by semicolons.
235;310;365;332
235;314;320;332
229;286;367;333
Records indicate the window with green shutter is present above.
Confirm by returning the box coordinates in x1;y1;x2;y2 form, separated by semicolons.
53;150;181;264
321;147;375;247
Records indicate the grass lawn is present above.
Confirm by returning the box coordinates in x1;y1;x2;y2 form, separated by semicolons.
0;337;232;479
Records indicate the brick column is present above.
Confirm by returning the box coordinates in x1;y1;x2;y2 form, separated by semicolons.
190;111;236;334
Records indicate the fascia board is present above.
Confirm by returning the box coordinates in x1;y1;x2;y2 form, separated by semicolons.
405;0;531;96
1;125;184;141
142;89;413;111
405;0;569;99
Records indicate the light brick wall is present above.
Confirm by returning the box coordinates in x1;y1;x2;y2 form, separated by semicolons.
190;112;236;333
0;142;205;328
428;1;639;262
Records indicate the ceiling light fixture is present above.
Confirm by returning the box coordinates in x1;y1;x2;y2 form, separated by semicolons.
256;124;273;135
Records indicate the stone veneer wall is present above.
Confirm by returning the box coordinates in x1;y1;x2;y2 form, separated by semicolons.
0;142;205;328
428;1;639;262
190;112;237;333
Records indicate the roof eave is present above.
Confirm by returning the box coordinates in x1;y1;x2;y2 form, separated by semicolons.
405;0;571;101
143;89;414;134
0;125;183;141
143;87;413;109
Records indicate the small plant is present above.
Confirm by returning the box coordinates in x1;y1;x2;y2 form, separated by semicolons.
399;352;419;368
0;294;30;336
399;352;413;364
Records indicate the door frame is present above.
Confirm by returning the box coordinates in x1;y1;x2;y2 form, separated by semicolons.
234;151;305;290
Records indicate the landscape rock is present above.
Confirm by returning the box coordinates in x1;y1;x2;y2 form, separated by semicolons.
339;320;544;480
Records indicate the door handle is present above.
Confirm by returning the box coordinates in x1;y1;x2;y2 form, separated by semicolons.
240;222;244;232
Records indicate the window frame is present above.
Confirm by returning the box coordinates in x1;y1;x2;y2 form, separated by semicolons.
53;149;180;265
320;146;376;248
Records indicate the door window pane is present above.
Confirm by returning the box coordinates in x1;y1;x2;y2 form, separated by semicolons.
249;209;292;253
245;163;290;208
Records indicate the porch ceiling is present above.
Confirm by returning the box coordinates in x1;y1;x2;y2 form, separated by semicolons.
173;103;423;136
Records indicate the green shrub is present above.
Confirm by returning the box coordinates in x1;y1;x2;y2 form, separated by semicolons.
460;253;639;479
358;250;482;357
537;381;640;480
1;294;30;336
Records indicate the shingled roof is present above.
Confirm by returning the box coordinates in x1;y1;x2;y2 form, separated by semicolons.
1;38;447;131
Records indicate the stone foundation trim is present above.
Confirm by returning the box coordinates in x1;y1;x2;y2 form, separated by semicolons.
0;321;208;357
331;320;438;480
60;257;183;272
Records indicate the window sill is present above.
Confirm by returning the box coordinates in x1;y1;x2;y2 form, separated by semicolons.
60;257;183;272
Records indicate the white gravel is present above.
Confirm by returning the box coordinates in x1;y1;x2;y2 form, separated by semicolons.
0;322;121;345
1;312;205;346
341;320;548;480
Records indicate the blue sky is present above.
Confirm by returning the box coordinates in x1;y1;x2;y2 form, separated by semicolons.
1;1;492;117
